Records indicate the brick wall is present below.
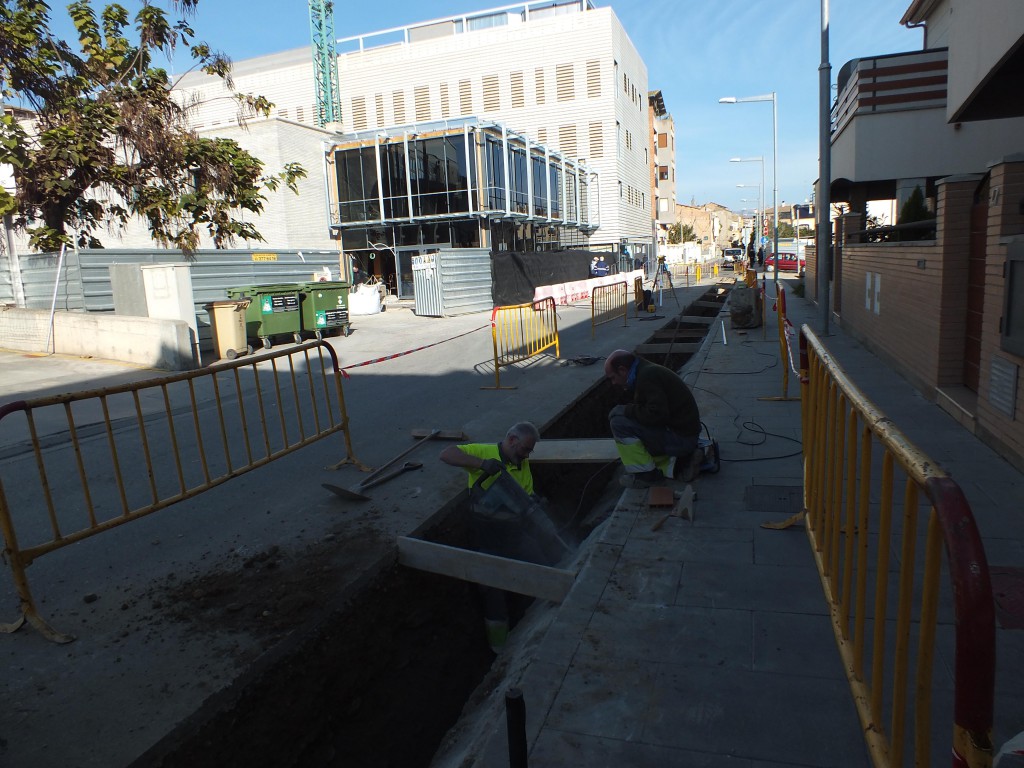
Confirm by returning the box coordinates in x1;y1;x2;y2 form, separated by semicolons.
840;240;940;395
976;159;1024;466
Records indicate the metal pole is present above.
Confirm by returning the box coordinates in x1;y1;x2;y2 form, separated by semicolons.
772;91;779;287
506;687;528;768
818;0;832;334
760;159;764;267
45;243;67;355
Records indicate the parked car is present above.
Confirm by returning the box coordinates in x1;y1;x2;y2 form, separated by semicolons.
723;248;744;263
764;252;806;273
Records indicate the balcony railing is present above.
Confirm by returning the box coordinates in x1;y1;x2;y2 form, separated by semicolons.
832;49;949;137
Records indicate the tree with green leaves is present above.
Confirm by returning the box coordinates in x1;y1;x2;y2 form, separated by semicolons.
898;185;931;225
0;0;306;253
666;221;681;244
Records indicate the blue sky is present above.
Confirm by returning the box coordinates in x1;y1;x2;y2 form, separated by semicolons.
46;0;922;214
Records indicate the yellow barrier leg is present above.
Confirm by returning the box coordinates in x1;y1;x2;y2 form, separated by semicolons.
0;483;75;643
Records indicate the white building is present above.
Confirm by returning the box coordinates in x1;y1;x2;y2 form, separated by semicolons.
176;0;654;264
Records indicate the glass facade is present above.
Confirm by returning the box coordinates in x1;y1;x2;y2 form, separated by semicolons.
330;122;594;254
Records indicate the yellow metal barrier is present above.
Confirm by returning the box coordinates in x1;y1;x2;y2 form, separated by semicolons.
0;341;361;643
758;284;799;402
633;275;645;317
745;268;757;287
798;327;995;768
484;297;559;390
591;281;628;338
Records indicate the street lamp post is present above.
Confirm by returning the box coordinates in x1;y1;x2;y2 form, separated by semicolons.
731;157;764;262
720;93;779;285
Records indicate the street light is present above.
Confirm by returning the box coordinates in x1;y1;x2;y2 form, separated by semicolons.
719;93;778;284
731;157;764;261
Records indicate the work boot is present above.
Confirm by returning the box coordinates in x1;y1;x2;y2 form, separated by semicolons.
678;448;705;482
484;619;509;653
619;469;666;489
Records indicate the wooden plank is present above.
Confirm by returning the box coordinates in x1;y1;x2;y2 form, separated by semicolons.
676;315;715;325
651;329;706;340
635;342;702;355
529;438;620;463
410;428;467;440
397;536;575;603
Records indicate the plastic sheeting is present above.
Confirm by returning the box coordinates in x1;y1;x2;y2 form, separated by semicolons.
490;250;594;306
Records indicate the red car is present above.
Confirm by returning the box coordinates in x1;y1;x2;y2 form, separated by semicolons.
764;252;806;273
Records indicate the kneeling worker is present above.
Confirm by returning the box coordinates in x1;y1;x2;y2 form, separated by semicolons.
604;349;703;488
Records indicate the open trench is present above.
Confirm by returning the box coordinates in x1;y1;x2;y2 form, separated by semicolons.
131;285;731;768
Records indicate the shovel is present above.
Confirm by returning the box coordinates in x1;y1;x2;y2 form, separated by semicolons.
322;429;441;502
322;461;423;502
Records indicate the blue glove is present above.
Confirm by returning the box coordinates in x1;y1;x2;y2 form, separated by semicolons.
480;458;504;476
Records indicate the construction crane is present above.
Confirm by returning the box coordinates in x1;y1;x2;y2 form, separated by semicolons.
308;0;341;127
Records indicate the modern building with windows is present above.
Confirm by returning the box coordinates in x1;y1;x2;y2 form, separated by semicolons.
175;0;655;286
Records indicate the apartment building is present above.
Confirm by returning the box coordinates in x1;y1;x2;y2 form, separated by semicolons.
816;0;1024;468
649;90;676;247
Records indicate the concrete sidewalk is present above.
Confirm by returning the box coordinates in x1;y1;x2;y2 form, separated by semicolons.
434;280;1024;767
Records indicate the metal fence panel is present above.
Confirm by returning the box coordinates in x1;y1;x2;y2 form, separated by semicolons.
438;248;492;316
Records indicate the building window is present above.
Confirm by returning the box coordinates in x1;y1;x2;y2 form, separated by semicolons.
414;86;430;122
556;63;574;102
511;71;525;108
352;97;367;131
658;166;669;181
483;74;500;112
375;93;384;126
393;90;406;124
459;79;473;116
535;67;546;105
440;83;450;119
558;124;577;157
588;122;603;159
586;60;601;98
657;133;668;148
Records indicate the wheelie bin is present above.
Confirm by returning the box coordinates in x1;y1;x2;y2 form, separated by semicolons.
225;284;302;349
204;299;253;360
298;281;351;340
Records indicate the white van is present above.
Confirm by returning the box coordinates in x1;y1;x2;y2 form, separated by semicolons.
723;248;744;263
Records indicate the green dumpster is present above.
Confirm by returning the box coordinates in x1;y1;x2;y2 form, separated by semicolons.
298;281;351;340
225;284;302;349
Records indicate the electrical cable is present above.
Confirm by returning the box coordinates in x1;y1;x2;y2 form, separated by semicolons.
559;459;620;533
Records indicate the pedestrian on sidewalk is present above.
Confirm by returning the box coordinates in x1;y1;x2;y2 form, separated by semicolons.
440;422;560;651
604;349;703;488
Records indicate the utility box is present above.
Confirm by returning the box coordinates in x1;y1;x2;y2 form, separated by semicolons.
141;263;199;365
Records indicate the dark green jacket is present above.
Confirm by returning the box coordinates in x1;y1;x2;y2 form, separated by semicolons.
625;359;700;437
